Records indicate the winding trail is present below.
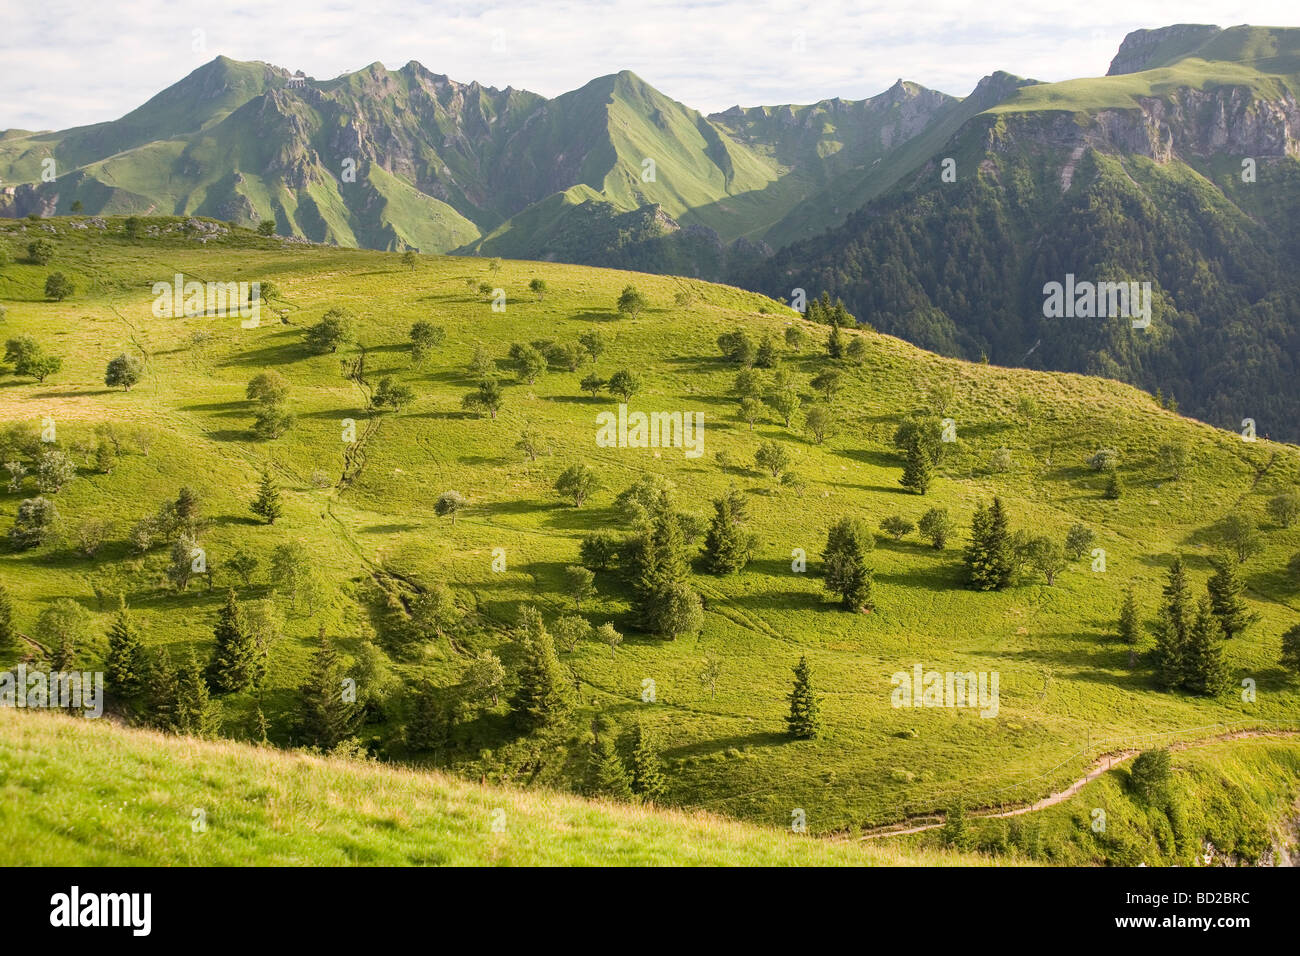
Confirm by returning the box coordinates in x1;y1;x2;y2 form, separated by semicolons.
854;728;1300;841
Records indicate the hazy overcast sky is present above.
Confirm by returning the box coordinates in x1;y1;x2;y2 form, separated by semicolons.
2;1;1295;130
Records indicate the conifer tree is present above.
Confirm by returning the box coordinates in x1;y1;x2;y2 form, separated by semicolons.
509;618;574;731
250;467;282;524
148;651;180;732
1206;557;1252;639
629;721;668;803
297;627;360;749
0;582;14;653
786;655;825;739
702;490;754;574
1185;597;1229;696
175;649;221;737
899;435;932;494
822;516;874;610
1117;587;1139;667
965;498;1013;590
589;734;633;800
1153;557;1193;689
105;594;148;701
208;590;258;694
405;679;449;752
826;325;844;359
624;497;699;636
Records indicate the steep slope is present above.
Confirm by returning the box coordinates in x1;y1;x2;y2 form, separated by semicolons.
745;24;1300;440
0;710;986;865
2;219;1300;837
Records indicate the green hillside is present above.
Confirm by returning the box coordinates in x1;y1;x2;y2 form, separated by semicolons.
892;735;1300;865
0;709;986;865
2;218;1299;842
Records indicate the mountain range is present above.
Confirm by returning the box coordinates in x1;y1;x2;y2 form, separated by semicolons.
3;23;1299;437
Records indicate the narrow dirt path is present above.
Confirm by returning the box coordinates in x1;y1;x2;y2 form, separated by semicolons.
855;729;1300;841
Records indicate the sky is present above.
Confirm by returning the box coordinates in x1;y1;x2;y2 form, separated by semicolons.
1;1;1295;131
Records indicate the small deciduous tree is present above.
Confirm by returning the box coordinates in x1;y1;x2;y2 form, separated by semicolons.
803;405;833;444
105;353;143;390
1266;491;1299;529
462;377;504;418
44;272;74;301
616;285;648;318
464;650;505;706
555;462;599;507
1064;523;1095;560
304;308;356;354
564;564;596;608
370;375;415;412
917;507;953;550
698;652;722;699
9;496;58;549
755;439;790;479
435;490;467;525
409;321;445;362
1214;512;1262;563
607;369;642;401
880;515;914;541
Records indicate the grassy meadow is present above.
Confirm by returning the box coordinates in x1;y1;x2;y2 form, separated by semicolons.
1;215;1299;841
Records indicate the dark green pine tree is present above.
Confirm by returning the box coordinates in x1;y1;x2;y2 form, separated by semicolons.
405;680;449;753
207;589;258;694
589;733;634;800
826;325;844;359
625;498;695;634
250;467;283;524
965;498;1013;590
175;649;221;737
105;594;148;702
1117;588;1139;644
297;628;361;749
1206;557;1252;639
1184;597;1230;696
1153;557;1194;690
702;490;753;574
0;582;15;652
822;516;874;611
899;435;932;494
1117;587;1140;667
509;625;575;731
786;655;825;739
629;721;668;804
148;651;181;732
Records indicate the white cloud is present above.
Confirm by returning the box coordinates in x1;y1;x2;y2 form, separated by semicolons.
0;0;1294;130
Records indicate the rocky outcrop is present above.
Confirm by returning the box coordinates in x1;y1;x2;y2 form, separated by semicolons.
1106;24;1222;75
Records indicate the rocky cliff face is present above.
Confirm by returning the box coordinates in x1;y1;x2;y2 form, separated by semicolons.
994;85;1299;165
1106;24;1222;75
